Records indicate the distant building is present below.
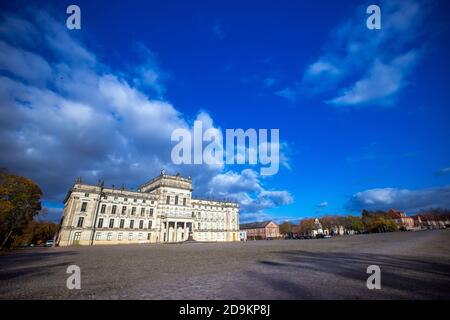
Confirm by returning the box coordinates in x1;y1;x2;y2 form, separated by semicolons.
240;221;280;239
311;218;324;237
386;209;415;230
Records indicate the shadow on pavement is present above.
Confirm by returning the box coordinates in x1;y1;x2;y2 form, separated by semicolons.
251;250;450;299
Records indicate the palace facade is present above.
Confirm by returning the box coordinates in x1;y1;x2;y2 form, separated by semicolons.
56;171;240;246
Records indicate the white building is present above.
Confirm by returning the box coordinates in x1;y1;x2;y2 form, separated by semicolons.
56;171;240;246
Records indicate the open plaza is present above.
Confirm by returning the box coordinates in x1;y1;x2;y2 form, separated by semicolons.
1;230;449;299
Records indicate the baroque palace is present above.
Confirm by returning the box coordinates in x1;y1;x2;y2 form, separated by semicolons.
56;170;240;246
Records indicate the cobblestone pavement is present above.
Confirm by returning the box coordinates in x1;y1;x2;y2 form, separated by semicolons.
1;230;449;299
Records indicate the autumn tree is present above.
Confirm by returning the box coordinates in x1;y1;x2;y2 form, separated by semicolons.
319;216;337;230
0;169;42;248
298;218;316;235
361;210;398;233
12;220;59;246
279;221;293;235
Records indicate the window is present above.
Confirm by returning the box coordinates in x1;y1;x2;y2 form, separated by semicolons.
121;206;127;215
148;221;153;229
140;208;145;216
98;218;104;228
175;195;179;205
107;232;112;241
80;202;87;212
74;232;81;241
131;207;136;216
151;201;154;204
150;208;154;217
77;217;84;228
118;232;123;240
166;195;170;204
138;233;143;240
100;204;106;214
133;198;137;202
139;220;144;229
128;233;133;240
129;220;134;229
119;219;125;229
95;232;101;241
114;196;118;200
143;200;146;204
147;233;151;240
183;198;186;206
198;223;201;229
124;198;128;202
111;205;117;215
84;193;89;197
109;219;114;228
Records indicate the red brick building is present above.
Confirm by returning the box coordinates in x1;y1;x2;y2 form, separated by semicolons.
239;221;280;239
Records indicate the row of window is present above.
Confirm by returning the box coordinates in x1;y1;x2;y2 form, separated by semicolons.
101;204;154;217
193;204;237;210
166;195;187;206
95;232;151;241
83;193;155;204
80;202;154;217
76;217;153;230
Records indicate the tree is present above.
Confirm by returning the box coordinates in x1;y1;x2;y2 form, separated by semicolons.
345;215;364;233
12;220;59;246
319;216;337;230
298;218;316;235
361;210;398;233
279;221;292;235
0;170;42;248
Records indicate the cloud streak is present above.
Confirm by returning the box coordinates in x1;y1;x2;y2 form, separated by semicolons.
346;185;450;212
279;0;431;106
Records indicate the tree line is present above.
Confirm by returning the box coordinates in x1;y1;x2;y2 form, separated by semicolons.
279;208;450;235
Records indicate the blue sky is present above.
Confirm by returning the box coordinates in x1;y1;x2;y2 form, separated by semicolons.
0;0;449;222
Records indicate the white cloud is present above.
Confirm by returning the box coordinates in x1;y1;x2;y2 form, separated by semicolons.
315;201;328;213
0;8;219;201
295;0;431;106
207;169;293;214
329;51;419;106
0;7;292;222
346;185;450;212
305;61;341;79
317;201;328;208
276;87;297;102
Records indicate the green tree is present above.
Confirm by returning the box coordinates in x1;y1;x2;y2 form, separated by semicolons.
345;215;364;233
0;170;42;248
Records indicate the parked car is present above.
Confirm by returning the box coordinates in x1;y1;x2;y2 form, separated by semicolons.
45;240;54;247
324;235;332;239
